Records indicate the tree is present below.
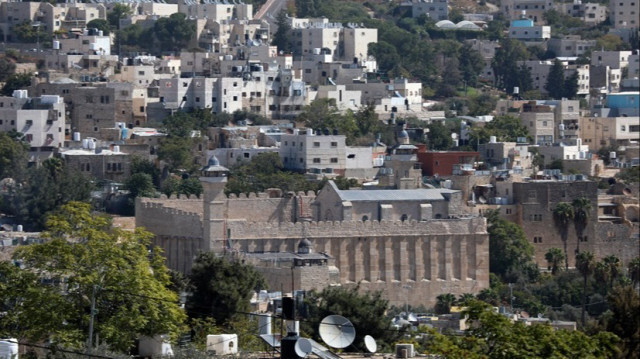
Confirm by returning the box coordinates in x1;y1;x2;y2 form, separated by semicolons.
468;115;530;149
161;176;181;198
87;19;110;36
606;285;640;359
459;43;485;88
0;132;28;179
186;253;265;324
302;286;398;352
124;172;155;198
571;196;592;254
433;293;456;314
575;251;595;326
545;59;565;100
11;21;49;43
1;73;32;96
552;202;574;270
0;56;16;82
602;255;621;289
107;3;133;28
179;177;203;198
545;248;565;275
426;121;454;150
492;39;528;93
152;13;196;52
486;210;537;282
563;71;579;99
272;9;292;53
629;257;640;288
1;202;185;351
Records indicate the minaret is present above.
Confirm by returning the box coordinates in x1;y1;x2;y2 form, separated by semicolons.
199;155;229;253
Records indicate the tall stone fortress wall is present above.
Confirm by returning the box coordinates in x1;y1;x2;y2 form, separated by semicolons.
135;191;489;307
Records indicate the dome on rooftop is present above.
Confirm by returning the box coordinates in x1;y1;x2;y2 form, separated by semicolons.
298;238;312;254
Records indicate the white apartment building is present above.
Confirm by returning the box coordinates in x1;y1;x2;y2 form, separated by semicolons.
289;18;378;62
610;0;638;28
537;138;590;165
177;2;253;21
0;92;65;161
56;30;111;55
280;129;347;174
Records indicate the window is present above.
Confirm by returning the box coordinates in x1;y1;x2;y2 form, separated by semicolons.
506;209;512;214
330;158;338;163
533;236;543;243
313;141;320;147
243;153;250;158
362;215;369;222
140;106;145;113
313;158;321;164
330;141;338;147
25;134;33;142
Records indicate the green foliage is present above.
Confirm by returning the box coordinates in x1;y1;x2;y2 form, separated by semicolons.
575;251;596;325
179;177;203;198
605;285;640;358
572;197;592;252
0;132;28;179
1;72;32;96
426;121;454;150
545;59;566;100
553;202;575;270
615;166;640;184
11;21;50;43
130;156;161;187
543;9;587;36
225;152;320;195
153;13;196;53
161;175;181;198
87;19;110;36
107;3;133;28
545;248;565;275
0;56;16;82
124;172;155;198
486;210;537;283
492;39;529;93
186;253;265;324
302;285;398;352
435;293;456;314
1;202;186;351
272;9;292;52
595;34;629;51
468;115;530;148
4;158;93;231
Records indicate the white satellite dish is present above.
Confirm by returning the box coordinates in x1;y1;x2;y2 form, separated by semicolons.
364;335;377;353
294;338;313;358
318;315;356;349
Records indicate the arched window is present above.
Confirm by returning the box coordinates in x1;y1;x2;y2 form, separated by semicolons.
400;214;408;222
362;215;369;222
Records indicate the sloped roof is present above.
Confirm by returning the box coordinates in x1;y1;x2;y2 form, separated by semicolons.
332;182;458;202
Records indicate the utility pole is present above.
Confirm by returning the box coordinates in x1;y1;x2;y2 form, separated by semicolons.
87;285;98;353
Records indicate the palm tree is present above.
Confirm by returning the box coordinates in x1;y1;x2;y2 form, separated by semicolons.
571;197;592;254
575;251;595;326
435;293;456;314
628;257;640;288
603;255;621;289
457;293;475;306
545;248;565;275
553;202;575;270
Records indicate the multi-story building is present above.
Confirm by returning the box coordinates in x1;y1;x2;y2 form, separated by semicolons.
0;92;65;162
610;0;638;29
519;60;590;96
548;37;596;57
501;0;555;24
288;18;378;62
508;17;551;41
558;0;607;25
628;53;640;79
404;0;449;20
580;116;640;151
0;1;106;40
60;146;131;183
591;51;634;69
177;1;252;21
279;129;347;175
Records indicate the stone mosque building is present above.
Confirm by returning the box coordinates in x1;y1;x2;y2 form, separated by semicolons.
135;156;489;307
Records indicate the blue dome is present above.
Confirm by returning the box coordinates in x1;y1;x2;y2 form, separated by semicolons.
398;130;409;138
208;155;220;166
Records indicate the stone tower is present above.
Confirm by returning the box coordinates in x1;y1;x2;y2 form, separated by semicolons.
199;155;229;253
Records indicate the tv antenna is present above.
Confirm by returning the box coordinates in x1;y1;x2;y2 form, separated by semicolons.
318;315;356;349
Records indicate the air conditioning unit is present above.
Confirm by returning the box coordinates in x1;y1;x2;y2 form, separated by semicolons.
396;343;414;358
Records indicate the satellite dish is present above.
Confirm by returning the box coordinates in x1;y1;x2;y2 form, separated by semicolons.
294;338;313;358
364;335;377;353
318;315;356;349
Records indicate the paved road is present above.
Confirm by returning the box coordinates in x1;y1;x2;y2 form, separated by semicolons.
254;0;287;28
